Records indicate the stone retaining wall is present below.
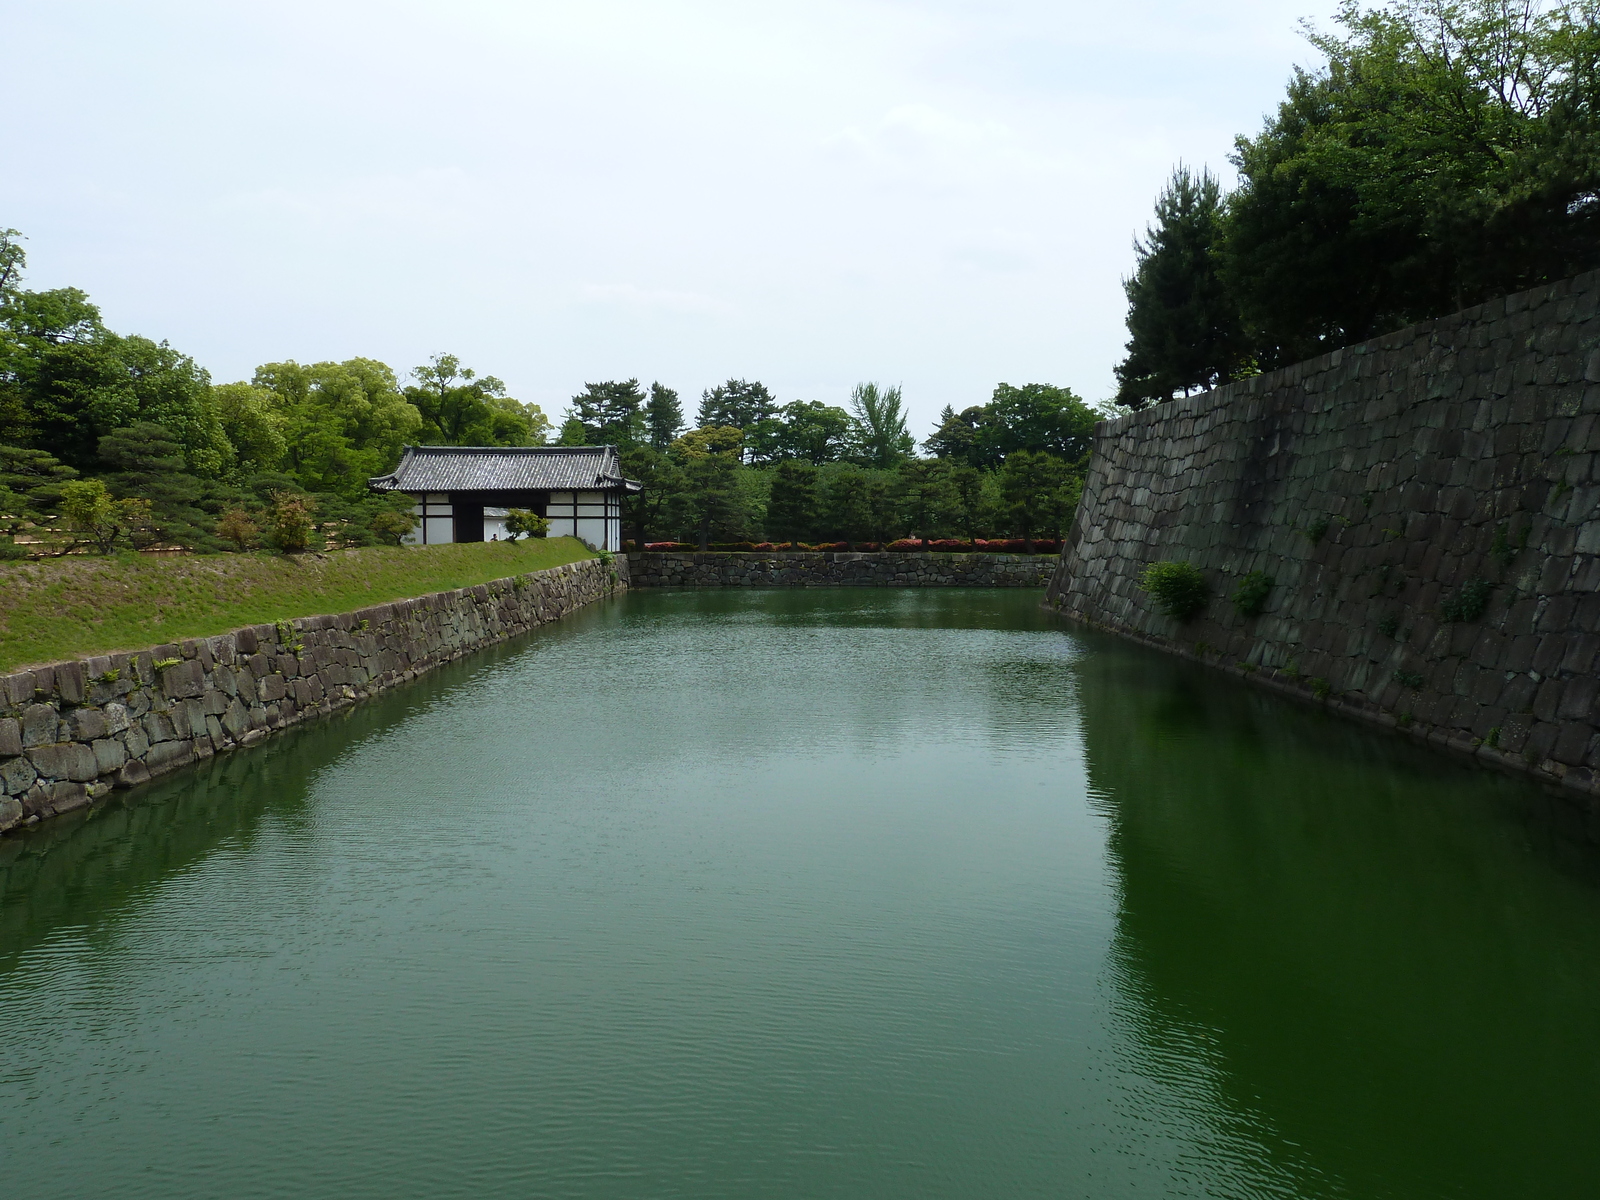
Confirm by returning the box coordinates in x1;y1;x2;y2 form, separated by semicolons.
1047;270;1600;800
0;555;625;834
627;551;1054;587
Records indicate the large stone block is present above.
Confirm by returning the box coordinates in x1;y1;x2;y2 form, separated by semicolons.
144;739;196;772
91;738;127;774
70;707;108;742
0;754;38;795
160;658;205;700
28;741;100;783
0;717;21;758
21;704;58;748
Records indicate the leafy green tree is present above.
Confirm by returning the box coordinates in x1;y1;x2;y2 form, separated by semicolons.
0;228;23;297
779;400;855;464
0;443;76;512
986;383;1098;462
1;280;229;474
698;379;779;437
999;451;1076;552
620;444;682;548
1115;167;1245;410
211;382;287;475
766;460;821;541
60;478;151;554
949;463;998;541
264;490;316;554
367;495;418;545
567;378;645;445
404;354;546;448
504;509;549;540
924;405;995;469
670;426;748;549
645;382;684;449
897;458;962;545
215;509;259;551
821;465;873;548
848;382;914;467
1224;0;1600;364
818;465;901;547
254;358;422;496
925;383;1097;466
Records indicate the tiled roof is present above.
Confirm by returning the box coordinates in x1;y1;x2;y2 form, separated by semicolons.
369;446;640;493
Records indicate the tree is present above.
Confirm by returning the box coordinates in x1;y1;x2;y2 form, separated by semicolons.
645;382;684;449
59;478;151;554
949;463;997;541
924;405;996;468
848;382;914;467
98;423;230;550
821;466;873;549
254;358;423;496
216;509;259;551
897;459;961;545
778;400;855;464
670;426;748;549
211;382;287;475
504;509;549;540
1223;0;1600;365
1114;167;1245;410
619;444;681;548
698;379;779;437
999;451;1075;553
1;283;230;474
0;444;77;556
924;384;1097;465
0;228;23;298
264;490;316;553
404;354;545;447
367;496;418;545
567;379;645;446
766;461;820;541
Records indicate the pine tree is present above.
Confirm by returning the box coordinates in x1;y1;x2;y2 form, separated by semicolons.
1113;167;1244;411
645;382;684;449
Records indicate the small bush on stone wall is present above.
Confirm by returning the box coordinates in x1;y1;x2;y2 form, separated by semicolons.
1139;561;1210;621
1231;571;1274;616
1440;578;1492;623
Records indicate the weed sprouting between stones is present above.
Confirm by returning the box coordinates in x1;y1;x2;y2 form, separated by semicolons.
1232;571;1274;617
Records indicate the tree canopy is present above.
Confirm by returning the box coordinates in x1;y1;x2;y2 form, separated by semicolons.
1117;0;1600;408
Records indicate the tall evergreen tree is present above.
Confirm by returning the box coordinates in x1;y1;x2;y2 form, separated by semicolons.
766;461;820;541
1114;166;1244;411
848;382;914;467
645;382;684;449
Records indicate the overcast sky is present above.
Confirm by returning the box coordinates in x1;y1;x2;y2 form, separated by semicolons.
6;0;1332;439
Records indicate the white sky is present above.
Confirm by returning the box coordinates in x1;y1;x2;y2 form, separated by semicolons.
5;0;1330;439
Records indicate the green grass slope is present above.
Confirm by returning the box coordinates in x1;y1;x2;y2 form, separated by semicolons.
0;538;596;672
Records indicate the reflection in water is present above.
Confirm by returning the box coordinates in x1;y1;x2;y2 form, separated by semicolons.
1;590;1597;1200
1076;637;1600;1198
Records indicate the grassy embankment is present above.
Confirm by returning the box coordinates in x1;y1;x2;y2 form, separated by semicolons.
0;538;596;673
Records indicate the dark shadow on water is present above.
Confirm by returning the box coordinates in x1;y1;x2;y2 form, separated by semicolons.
1072;630;1600;1199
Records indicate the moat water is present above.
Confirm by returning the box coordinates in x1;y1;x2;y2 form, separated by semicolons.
3;590;1598;1199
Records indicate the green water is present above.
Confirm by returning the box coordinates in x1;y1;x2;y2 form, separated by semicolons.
2;590;1597;1199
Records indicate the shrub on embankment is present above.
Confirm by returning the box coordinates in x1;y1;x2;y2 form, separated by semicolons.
0;538;594;672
